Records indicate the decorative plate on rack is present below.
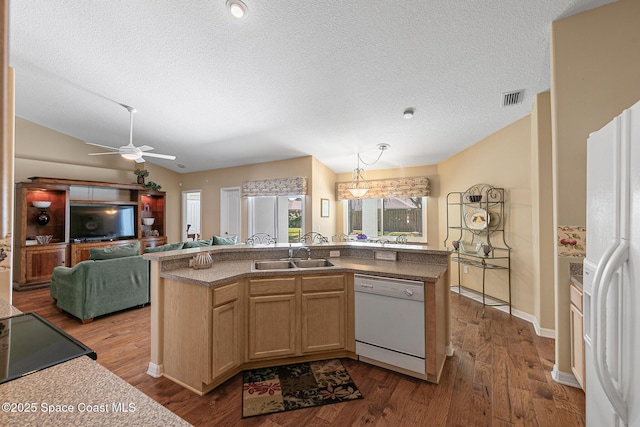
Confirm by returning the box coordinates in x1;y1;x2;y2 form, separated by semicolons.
465;208;489;230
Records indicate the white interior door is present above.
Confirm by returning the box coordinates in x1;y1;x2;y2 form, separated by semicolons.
220;187;241;238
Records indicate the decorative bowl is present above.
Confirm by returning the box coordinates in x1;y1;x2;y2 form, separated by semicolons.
142;218;155;226
32;201;51;209
466;195;482;203
459;241;482;254
35;235;53;244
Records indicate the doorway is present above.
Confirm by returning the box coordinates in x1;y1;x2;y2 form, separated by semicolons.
182;190;201;241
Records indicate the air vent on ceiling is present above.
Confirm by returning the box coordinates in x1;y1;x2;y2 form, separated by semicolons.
502;89;525;107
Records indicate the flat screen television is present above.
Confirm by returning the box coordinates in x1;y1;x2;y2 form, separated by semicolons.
69;204;136;241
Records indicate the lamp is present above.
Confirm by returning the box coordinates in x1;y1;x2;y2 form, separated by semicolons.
347;143;390;198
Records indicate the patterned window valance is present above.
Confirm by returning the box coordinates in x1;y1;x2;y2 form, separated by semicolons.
241;176;308;197
336;176;430;200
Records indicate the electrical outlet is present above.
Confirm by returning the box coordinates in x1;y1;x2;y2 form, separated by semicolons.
329;250;340;257
463;266;469;274
374;251;397;261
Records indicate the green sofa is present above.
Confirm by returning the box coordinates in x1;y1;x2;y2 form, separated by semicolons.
50;242;149;323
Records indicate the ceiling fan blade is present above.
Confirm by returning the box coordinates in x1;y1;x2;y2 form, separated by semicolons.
137;145;154;152
88;152;120;156
141;152;177;160
86;142;119;151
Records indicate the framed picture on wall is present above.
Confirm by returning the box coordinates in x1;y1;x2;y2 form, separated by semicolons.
321;199;329;217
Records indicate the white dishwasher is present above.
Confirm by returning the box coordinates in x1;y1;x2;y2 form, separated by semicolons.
354;274;425;374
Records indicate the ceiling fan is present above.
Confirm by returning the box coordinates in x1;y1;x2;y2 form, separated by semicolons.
87;105;176;163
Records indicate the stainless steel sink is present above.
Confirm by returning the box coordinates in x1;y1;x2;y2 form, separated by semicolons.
294;259;334;268
253;260;295;270
252;258;334;270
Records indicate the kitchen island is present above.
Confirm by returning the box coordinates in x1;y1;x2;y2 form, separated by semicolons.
144;242;451;395
0;298;190;426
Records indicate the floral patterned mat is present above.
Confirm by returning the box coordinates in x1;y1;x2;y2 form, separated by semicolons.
242;358;363;418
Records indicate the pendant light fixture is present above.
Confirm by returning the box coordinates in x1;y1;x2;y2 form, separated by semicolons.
347;143;390;198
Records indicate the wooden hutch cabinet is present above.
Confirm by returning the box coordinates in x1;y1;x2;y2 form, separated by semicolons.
13;177;167;290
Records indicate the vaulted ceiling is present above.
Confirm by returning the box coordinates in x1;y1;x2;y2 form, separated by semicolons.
9;1;616;173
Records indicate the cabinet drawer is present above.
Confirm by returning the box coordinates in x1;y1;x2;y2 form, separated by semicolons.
249;277;296;296
213;282;239;306
301;274;346;293
570;283;583;312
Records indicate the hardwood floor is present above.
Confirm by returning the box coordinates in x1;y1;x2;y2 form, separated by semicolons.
11;287;585;427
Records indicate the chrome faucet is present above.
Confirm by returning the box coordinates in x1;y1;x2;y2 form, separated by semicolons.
289;245;311;260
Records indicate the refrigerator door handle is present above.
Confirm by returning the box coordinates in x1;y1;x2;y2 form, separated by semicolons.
593;240;629;424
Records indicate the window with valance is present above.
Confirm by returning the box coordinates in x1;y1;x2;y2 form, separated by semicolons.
335;176;430;200
241;176;308;197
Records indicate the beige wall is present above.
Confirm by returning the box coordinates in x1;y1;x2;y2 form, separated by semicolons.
550;0;640;376
531;93;555;331
14;118;183;243
311;157;337;238
437;115;535;314
335;164;440;246
176;156;314;242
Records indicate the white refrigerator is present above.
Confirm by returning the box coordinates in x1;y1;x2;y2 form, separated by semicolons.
583;99;639;427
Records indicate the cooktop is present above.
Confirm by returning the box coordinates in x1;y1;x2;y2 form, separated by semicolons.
0;312;97;384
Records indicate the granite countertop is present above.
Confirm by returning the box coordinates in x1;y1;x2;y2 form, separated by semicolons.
0;299;191;427
570;261;583;290
160;256;449;287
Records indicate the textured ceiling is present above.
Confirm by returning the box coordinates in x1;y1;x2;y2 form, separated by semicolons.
9;0;616;174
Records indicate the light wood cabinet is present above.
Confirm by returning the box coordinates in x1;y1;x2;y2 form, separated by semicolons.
247;274;349;360
163;279;242;393
300;274;346;354
247;277;297;360
570;282;585;390
211;282;240;379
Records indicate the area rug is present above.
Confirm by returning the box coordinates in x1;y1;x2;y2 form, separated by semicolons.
242;358;363;418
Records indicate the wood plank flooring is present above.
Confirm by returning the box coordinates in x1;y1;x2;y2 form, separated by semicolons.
10;287;585;427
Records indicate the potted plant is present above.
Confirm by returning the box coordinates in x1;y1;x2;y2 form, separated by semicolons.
134;168;149;184
145;181;162;191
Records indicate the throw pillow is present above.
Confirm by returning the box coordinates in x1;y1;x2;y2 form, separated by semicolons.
213;235;238;245
183;238;213;249
90;241;140;260
144;242;185;253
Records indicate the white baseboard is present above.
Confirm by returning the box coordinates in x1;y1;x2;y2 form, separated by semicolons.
551;364;582;388
533;317;556;339
451;287;556;339
147;362;163;378
446;343;455;357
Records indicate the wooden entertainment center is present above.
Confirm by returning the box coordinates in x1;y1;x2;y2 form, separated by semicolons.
13;177;167;290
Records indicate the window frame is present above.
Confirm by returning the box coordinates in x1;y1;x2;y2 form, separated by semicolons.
343;196;428;243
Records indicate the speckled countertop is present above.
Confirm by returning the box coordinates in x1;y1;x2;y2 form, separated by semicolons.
570;262;583;290
160;256;449;287
0;300;191;427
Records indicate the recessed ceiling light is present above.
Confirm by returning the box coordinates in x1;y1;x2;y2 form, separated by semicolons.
226;0;247;18
403;108;414;119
